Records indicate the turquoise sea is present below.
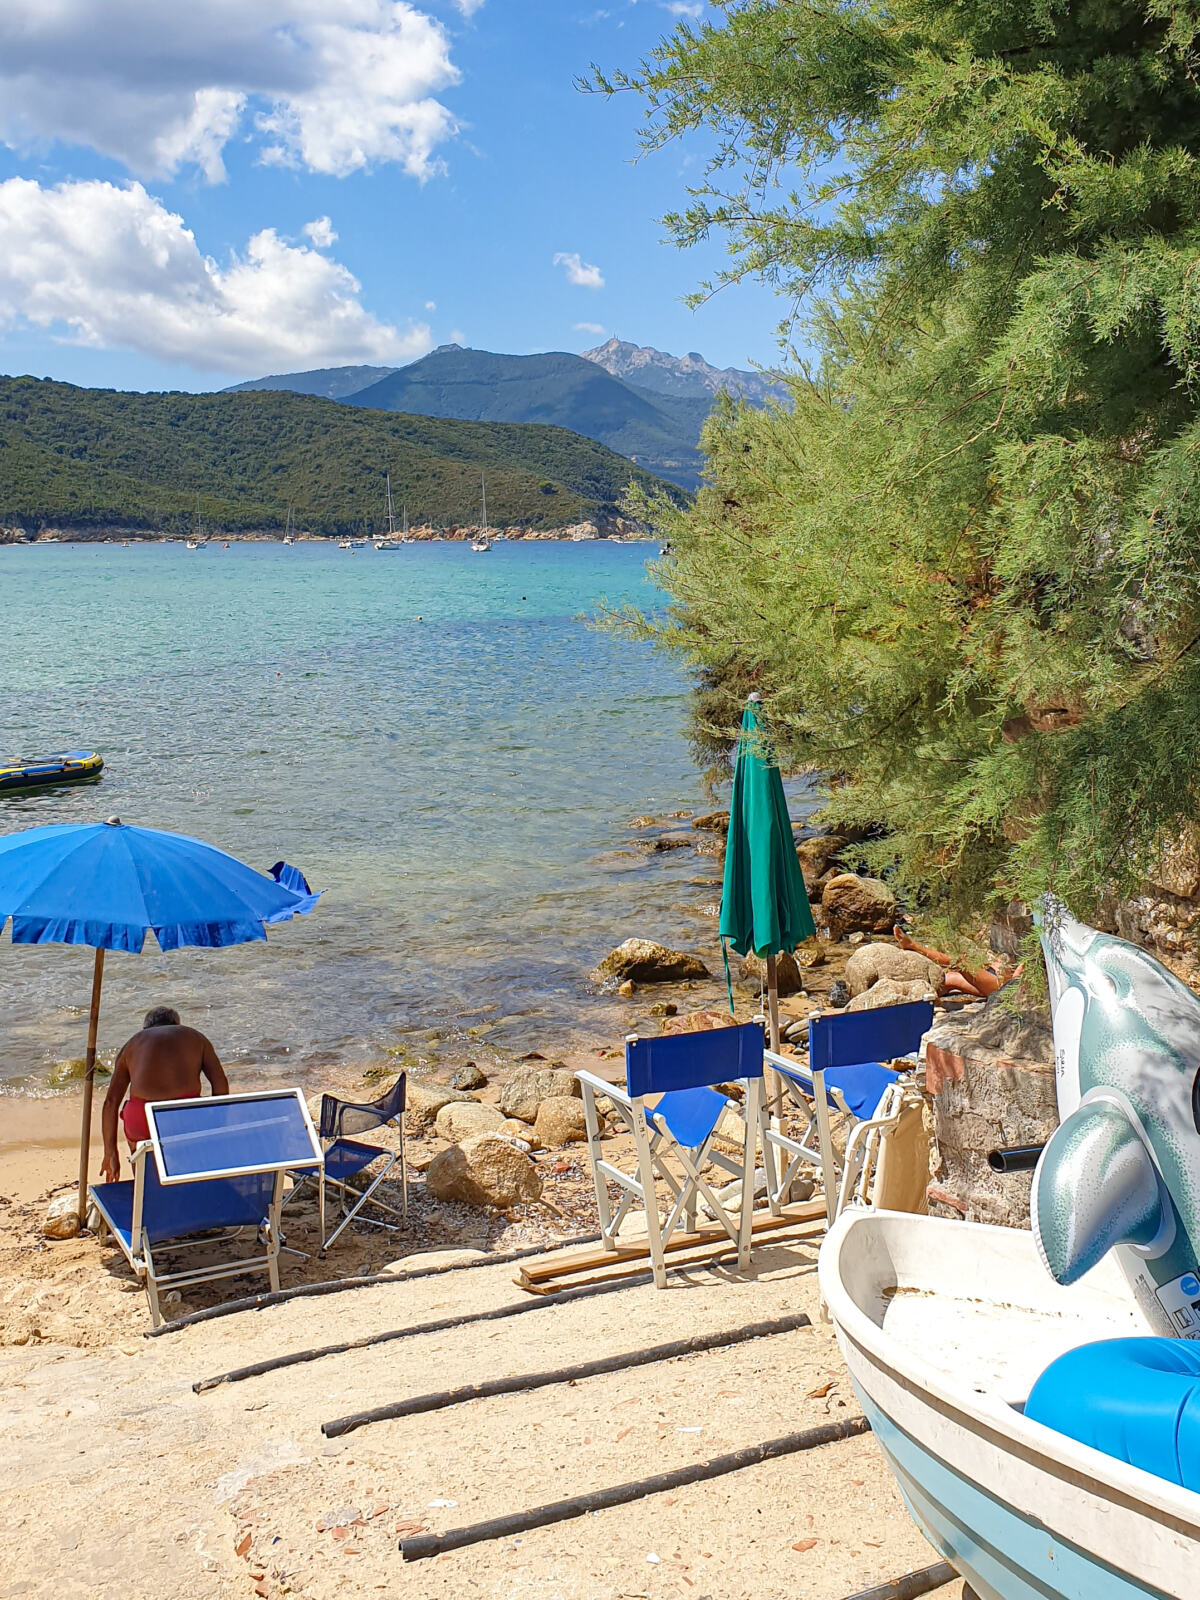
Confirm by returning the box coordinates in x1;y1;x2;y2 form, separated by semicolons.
0;539;727;1090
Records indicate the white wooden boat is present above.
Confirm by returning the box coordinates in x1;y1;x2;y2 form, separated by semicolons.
819;1210;1200;1599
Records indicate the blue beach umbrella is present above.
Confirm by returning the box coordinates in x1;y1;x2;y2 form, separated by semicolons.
0;817;321;1217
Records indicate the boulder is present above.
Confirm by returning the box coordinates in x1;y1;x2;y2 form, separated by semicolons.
845;976;935;1012
821;873;896;939
795;834;848;887
379;1248;487;1275
844;943;942;997
660;1008;738;1037
434;1101;508;1141
691;810;730;835
449;1061;487;1091
592;939;710;986
406;1080;477;1131
534;1096;588;1146
499;1065;580;1123
42;1193;80;1240
737;949;807;997
425;1134;543;1209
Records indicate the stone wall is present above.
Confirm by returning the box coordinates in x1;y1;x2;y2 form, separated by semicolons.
923;994;1057;1226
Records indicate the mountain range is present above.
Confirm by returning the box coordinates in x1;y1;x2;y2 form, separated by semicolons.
0;377;680;536
224;339;786;491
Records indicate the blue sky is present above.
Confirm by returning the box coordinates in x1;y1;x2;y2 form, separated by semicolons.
0;0;787;393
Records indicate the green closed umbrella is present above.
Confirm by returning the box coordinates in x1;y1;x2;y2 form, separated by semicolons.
719;694;815;1057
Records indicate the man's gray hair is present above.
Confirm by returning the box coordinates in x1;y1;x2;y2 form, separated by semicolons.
143;1006;181;1029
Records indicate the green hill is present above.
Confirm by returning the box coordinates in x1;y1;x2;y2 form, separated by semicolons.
347;346;708;489
0;376;681;536
223;364;397;400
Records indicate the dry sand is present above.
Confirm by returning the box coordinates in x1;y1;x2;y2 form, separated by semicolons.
0;1229;964;1600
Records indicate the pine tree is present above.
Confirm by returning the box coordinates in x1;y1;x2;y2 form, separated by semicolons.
596;0;1200;935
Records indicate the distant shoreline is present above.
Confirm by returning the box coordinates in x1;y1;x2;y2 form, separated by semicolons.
0;521;656;546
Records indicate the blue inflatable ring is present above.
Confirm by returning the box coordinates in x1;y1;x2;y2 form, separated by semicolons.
1027;1337;1200;1491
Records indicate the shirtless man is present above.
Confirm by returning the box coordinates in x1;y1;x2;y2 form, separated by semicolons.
100;1007;228;1182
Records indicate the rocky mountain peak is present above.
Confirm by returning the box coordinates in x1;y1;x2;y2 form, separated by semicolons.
582;336;785;406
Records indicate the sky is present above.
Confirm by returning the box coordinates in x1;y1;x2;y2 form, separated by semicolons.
0;0;788;394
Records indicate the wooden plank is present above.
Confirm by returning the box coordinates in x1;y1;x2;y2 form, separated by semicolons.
516;1222;825;1295
517;1200;825;1285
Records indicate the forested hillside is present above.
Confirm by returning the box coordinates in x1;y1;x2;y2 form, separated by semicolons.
0;377;678;535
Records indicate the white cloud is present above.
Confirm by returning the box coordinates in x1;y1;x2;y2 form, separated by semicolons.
303;215;338;247
0;178;432;374
454;0;487;13
0;2;461;182
573;322;606;335
553;251;605;290
663;1;703;13
425;299;437;310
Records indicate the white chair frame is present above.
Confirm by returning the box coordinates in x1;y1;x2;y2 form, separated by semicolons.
761;1049;919;1225
577;1064;765;1289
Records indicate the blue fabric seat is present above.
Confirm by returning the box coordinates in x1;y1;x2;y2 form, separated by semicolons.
775;1059;899;1122
648;1086;730;1149
287;1075;407;1253
323;1139;388;1182
90;1168;273;1251
1026;1337;1200;1491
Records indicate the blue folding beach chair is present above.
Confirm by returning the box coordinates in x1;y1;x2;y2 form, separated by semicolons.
762;1000;933;1225
577;1021;766;1289
88;1089;322;1326
287;1073;407;1253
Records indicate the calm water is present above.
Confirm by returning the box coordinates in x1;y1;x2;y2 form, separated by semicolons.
0;539;727;1089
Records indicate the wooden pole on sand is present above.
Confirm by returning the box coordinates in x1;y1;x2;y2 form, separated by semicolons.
76;947;105;1221
765;952;785;1115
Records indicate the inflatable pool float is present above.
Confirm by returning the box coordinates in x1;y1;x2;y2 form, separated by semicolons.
0;751;104;792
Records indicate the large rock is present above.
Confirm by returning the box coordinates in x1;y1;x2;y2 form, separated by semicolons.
821;873;896;939
924;994;1056;1227
592;939;710;987
845;943;942;997
795;835;848;888
499;1065;580;1123
737;949;807;997
450;1061;487;1091
845;976;935;1012
406;1080;477;1130
691;810;729;835
659;1008;738;1037
425;1134;543;1209
534;1096;588;1146
435;1101;508;1141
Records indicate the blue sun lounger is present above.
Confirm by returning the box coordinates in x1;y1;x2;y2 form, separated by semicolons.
88;1089;322;1326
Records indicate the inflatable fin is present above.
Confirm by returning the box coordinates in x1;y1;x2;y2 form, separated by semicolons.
1033;1100;1164;1284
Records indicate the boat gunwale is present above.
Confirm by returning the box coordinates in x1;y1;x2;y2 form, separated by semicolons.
820;1211;1200;1543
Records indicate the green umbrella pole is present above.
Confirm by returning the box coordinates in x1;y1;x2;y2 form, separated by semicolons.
76;948;105;1221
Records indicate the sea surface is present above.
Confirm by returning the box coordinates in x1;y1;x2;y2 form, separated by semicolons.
0;539;739;1091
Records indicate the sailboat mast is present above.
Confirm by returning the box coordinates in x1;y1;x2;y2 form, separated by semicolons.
481;473;488;537
386;474;396;536
402;503;408;538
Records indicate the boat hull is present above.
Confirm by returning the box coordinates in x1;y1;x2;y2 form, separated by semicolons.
0;751;103;792
820;1212;1200;1600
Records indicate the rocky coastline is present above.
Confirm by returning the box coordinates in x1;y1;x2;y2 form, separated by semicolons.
0;515;650;545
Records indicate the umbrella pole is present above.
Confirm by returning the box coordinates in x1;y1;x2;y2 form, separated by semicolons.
765;955;784;1117
76;948;105;1222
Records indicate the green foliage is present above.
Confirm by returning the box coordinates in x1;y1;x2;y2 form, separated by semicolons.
599;0;1200;931
0;377;678;535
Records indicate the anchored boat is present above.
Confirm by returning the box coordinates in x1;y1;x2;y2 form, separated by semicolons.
0;751;104;792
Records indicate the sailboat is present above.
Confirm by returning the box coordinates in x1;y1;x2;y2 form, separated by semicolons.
470;475;491;552
375;475;405;549
186;496;207;549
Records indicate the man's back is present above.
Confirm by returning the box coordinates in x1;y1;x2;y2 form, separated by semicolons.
121;1024;214;1100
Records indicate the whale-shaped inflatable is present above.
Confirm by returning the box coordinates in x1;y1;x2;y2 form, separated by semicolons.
1034;895;1200;1338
